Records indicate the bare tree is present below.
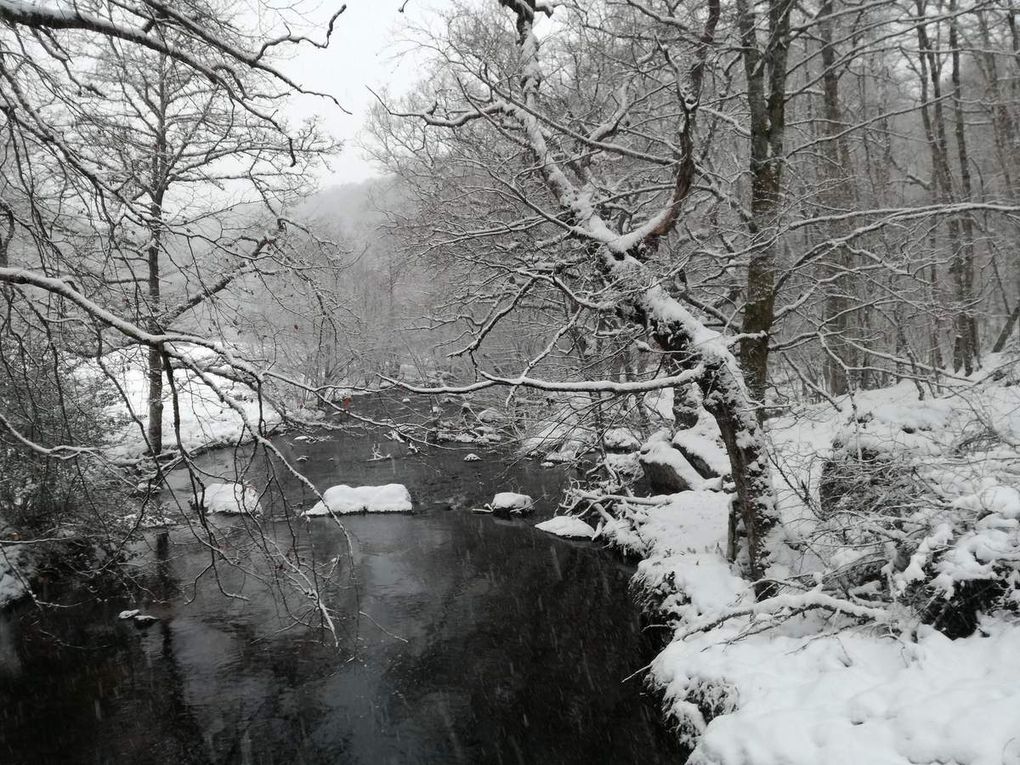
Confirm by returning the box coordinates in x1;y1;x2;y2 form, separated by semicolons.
0;0;354;638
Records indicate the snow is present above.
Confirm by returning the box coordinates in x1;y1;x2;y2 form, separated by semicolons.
92;348;284;459
604;367;1020;764
476;408;504;424
603;427;639;451
542;449;577;464
657;621;1020;765
490;492;534;513
602;491;745;621
644;387;675;423
603;451;642;480
672;412;730;477
0;542;30;608
304;484;413;516
199;483;261;515
536;516;596;539
639;430;707;490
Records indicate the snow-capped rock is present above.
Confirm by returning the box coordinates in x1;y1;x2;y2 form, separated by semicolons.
536;516;596;540
490;492;535;516
304;484;413;516
602;428;640;452
639;431;706;493
198;483;261;514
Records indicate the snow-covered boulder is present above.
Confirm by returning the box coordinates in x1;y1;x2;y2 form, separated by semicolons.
519;396;591;456
603;452;643;481
671;414;730;479
198;483;261;515
490;492;534;517
304;484;413;516
118;609;158;627
536;516;596;540
476;408;504;424
602;427;640;452
542;450;577;464
639;431;706;493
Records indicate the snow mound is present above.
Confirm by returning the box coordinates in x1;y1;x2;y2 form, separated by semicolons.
603;451;642;480
305;484;412;516
536;516;596;539
199;483;261;514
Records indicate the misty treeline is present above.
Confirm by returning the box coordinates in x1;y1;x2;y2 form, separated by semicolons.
3;0;1020;630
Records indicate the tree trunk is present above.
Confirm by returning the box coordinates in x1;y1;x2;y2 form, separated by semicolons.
145;58;169;455
949;8;979;372
818;0;856;395
915;1;975;375
736;0;792;417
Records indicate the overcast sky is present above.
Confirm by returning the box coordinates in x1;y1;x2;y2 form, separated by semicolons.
279;0;440;187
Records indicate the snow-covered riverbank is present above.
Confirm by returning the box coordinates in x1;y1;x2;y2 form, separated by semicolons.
595;362;1020;764
93;348;287;459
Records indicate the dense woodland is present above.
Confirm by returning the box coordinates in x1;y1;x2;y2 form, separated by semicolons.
2;1;1020;762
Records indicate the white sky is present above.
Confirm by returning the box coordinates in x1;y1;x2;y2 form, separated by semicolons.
277;0;441;186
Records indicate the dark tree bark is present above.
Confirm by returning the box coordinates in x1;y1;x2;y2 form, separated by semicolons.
736;0;793;417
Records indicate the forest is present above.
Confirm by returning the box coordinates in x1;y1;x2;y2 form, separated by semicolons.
1;1;1019;763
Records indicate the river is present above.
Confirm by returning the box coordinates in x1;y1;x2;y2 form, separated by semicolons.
0;399;681;764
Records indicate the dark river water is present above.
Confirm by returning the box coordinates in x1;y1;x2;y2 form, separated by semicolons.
0;399;680;764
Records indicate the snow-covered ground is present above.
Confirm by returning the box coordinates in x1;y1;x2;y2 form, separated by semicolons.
596;360;1020;765
91;347;286;459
